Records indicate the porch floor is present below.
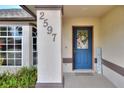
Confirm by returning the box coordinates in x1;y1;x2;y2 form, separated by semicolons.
64;73;116;88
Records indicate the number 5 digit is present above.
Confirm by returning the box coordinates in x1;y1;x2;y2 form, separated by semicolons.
43;19;48;27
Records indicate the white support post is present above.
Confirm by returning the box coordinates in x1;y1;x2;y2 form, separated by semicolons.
96;48;103;74
36;6;63;88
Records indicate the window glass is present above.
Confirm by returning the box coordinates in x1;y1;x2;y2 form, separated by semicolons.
15;45;21;51
8;59;14;65
33;38;36;44
0;38;6;44
0;27;7;31
1;59;7;65
0;32;7;36
8;45;14;51
33;45;37;51
15;59;21;66
32;28;37;37
32;27;37;65
15;52;21;58
0;52;6;58
15;26;22;36
0;45;6;51
8;27;14;36
0;27;7;36
15;37;22;44
8;38;14;44
8;52;14;58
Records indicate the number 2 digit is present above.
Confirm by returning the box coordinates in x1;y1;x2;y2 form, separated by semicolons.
40;12;44;20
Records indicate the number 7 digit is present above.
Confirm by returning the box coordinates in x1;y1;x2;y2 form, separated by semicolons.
52;33;57;42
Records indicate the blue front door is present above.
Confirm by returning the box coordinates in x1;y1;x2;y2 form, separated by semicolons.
73;27;92;69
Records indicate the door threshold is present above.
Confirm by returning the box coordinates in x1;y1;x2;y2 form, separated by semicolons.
73;69;94;73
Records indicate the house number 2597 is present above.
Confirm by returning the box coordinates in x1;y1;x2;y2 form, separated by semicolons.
39;12;57;42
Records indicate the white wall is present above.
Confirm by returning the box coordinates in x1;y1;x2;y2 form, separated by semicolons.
37;10;62;83
23;25;33;67
100;6;124;87
100;6;124;67
103;65;124;87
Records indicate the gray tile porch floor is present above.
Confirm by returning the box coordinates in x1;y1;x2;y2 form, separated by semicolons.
64;73;116;88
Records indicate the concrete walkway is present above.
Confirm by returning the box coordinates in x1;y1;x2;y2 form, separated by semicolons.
64;73;116;88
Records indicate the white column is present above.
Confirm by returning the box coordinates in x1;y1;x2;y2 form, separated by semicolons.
96;48;103;74
36;6;63;88
23;25;32;67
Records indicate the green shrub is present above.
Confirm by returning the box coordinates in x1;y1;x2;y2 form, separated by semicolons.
0;66;37;88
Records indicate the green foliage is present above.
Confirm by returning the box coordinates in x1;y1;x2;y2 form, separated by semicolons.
0;66;37;88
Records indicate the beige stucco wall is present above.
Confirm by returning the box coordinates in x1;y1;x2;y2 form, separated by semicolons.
100;6;124;87
62;17;100;58
100;6;124;67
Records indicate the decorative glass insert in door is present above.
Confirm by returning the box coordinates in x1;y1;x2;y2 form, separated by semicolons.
77;30;88;49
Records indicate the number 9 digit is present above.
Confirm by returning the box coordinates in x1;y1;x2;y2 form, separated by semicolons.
47;26;53;34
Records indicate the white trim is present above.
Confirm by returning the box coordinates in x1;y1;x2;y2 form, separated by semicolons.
73;69;94;73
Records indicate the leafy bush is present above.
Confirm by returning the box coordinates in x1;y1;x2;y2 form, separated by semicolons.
0;67;37;88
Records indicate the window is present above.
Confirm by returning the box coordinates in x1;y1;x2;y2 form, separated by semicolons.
32;27;37;65
0;26;22;66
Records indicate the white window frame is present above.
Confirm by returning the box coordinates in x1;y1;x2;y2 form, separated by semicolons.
0;25;23;67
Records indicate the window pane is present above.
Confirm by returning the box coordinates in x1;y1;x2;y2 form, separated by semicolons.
8;38;14;44
0;38;6;45
33;45;37;51
15;26;22;36
33;38;37;44
14;31;22;36
0;53;6;65
15;45;21;51
32;27;37;37
8;27;13;31
33;52;37;65
0;27;7;31
33;59;37;65
0;52;6;59
1;59;7;66
0;32;7;36
33;52;37;58
8;59;14;65
8;27;14;36
8;45;14;51
0;45;6;51
15;52;21;58
15;59;21;66
8;52;14;58
15;37;21;44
